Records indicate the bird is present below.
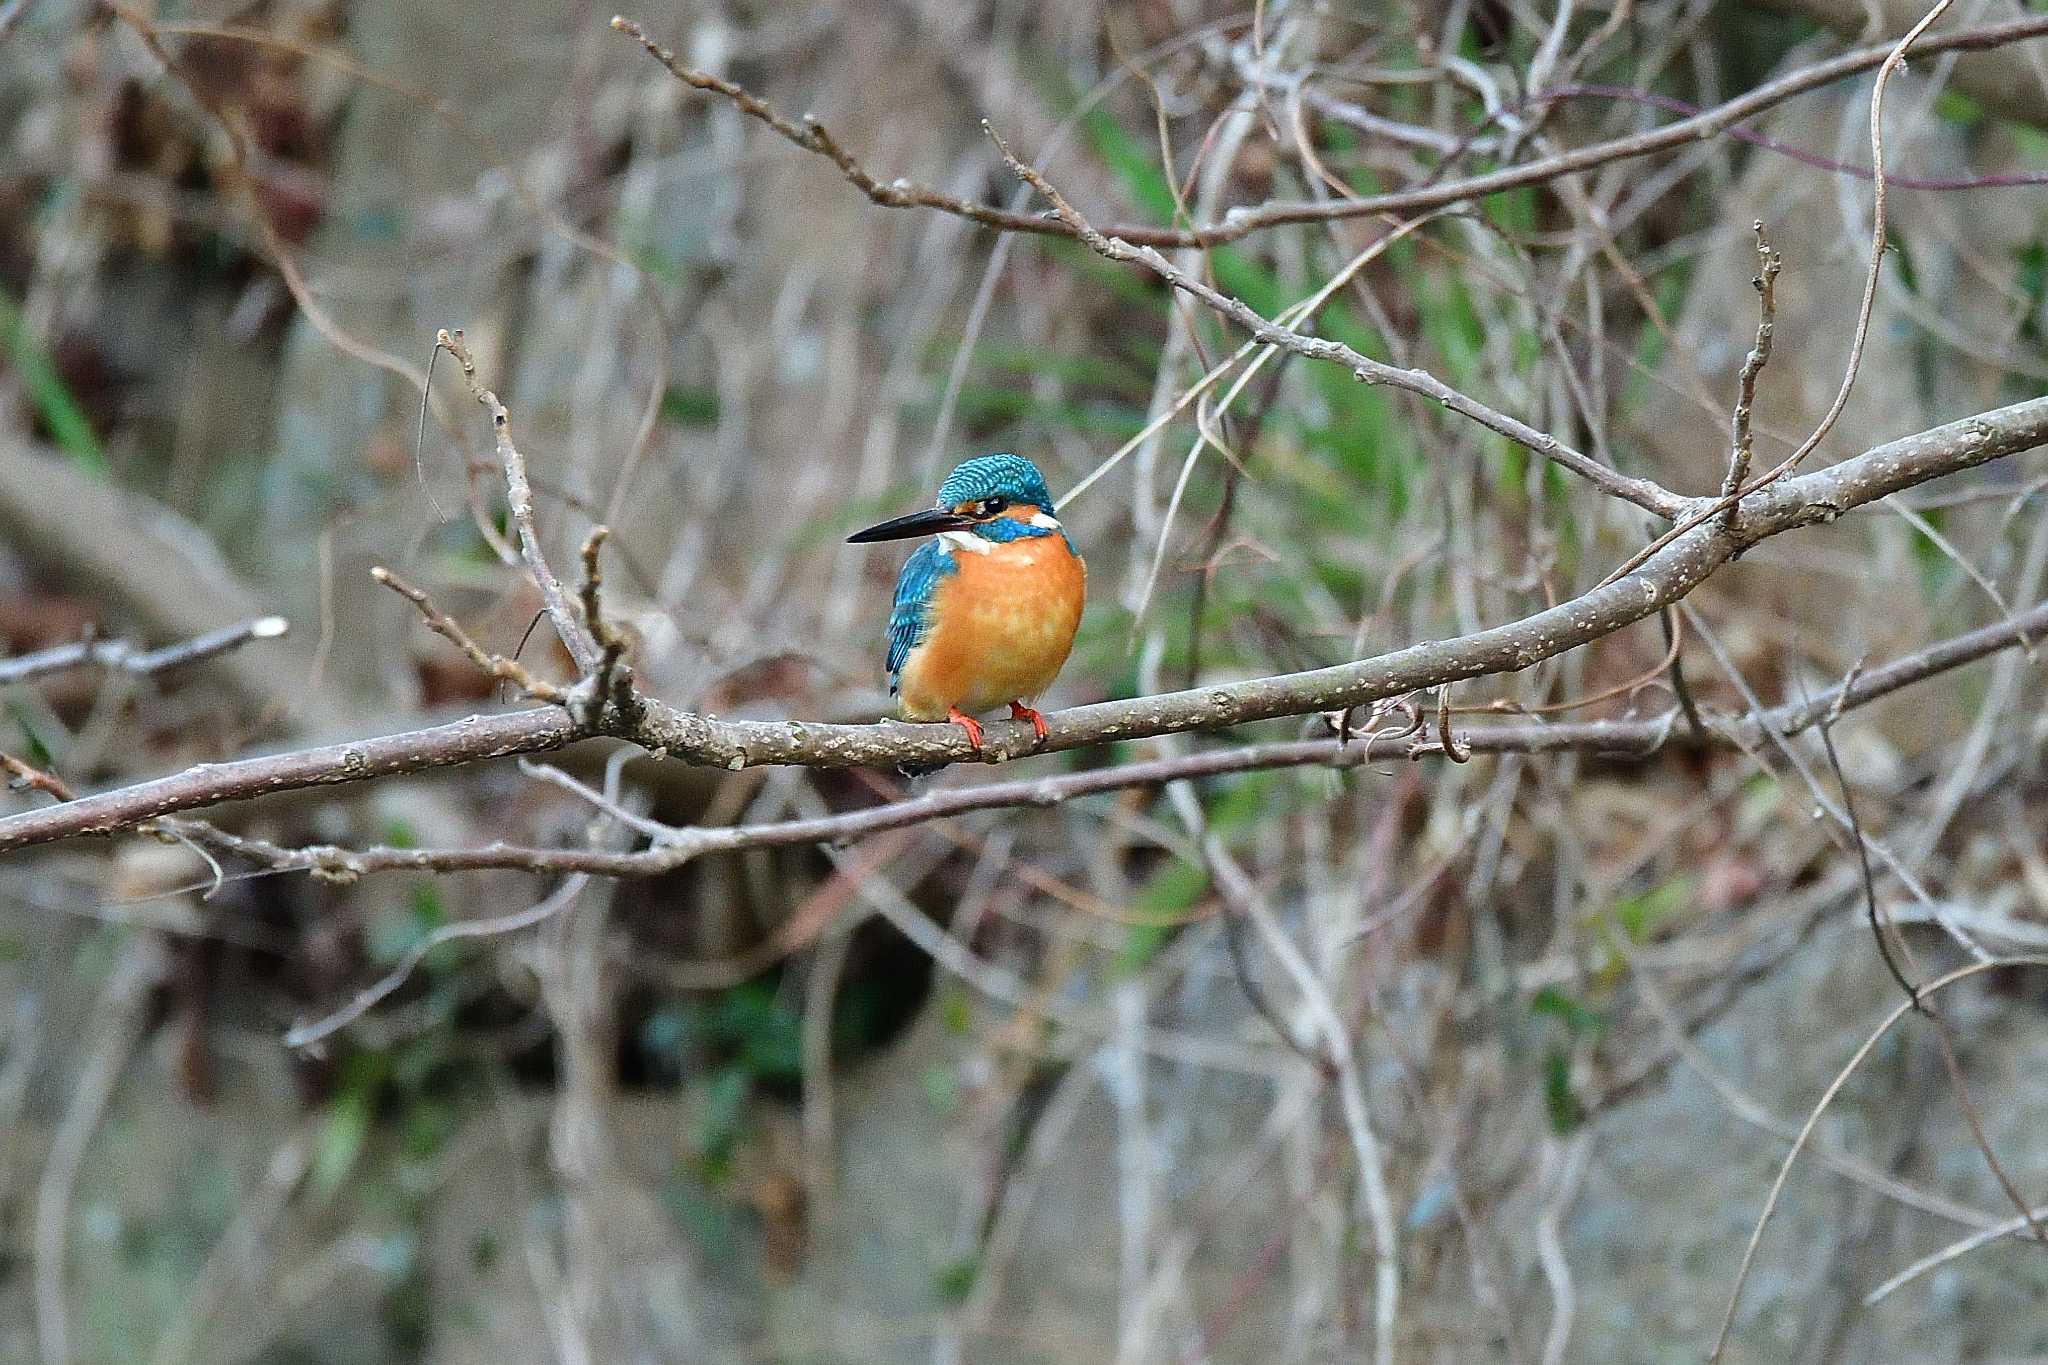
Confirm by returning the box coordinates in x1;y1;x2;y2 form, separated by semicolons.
846;454;1085;754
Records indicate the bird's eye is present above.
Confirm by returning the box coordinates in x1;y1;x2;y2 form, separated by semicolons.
979;498;1009;517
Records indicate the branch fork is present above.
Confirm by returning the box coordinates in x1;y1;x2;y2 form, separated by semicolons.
384;336;642;737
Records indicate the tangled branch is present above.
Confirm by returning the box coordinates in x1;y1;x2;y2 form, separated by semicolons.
611;12;2048;249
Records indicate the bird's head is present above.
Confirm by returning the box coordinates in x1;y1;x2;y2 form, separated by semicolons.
846;454;1059;544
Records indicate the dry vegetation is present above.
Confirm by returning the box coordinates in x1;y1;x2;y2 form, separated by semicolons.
5;0;2048;1361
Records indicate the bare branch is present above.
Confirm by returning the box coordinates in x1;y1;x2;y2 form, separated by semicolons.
571;527;638;730
980;123;1688;520
1710;956;2048;1362
0;617;289;689
608;16;1050;240
55;588;2048;882
2;397;2045;852
1721;221;1782;523
0;709;579;845
1605;1;1956;586
614;13;2048;249
371;567;567;705
437;328;599;675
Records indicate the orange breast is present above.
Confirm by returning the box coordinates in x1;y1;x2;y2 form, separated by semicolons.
896;535;1086;720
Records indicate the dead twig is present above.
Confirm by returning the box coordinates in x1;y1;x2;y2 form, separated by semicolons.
571;528;638;729
1865;1198;2048;1304
1602;0;1957;587
437;329;599;676
980;122;1690;522
1710;956;2048;1361
1721;221;1782;527
614;13;2048;249
1816;669;2048;1255
284;876;589;1049
371;567;568;705
0;617;289;689
1;756;78;804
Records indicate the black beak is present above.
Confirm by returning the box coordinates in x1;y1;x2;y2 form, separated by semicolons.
846;507;974;544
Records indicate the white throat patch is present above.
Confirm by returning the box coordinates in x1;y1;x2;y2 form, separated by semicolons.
937;512;1061;557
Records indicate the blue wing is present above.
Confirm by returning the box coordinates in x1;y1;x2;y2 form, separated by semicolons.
885;538;953;694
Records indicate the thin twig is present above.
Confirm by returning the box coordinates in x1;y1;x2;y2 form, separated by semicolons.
1815;677;2046;1246
1;756;78;804
1602;0;1957;587
0;617;289;688
284;876;589;1049
1710;956;2048;1361
1925;1008;2048;1251
615;13;2048;249
437;329;599;675
1721;221;1781;526
371;567;567;704
1864;1198;2048;1305
1655;608;1707;745
1800;613;2048;1253
571;527;637;728
1814;667;1916;1002
609;16;1056;239
982;122;1689;521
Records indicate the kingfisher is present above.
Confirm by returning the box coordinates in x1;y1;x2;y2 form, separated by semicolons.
847;454;1085;753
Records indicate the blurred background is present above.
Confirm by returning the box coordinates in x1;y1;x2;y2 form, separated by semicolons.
4;0;2048;1360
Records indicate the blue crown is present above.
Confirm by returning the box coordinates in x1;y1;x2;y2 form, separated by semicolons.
937;454;1054;513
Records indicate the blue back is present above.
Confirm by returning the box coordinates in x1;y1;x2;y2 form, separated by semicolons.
886;537;954;693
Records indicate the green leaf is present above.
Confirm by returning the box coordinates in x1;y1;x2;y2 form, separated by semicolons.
1543;1048;1582;1133
5;700;57;771
1114;860;1209;974
1530;986;1606;1038
938;986;973;1035
310;1092;371;1197
932;1255;980;1305
695;1064;752;1176
660;387;720;426
1933;90;1986;129
1613;875;1693;943
922;1064;959;1112
0;285;103;474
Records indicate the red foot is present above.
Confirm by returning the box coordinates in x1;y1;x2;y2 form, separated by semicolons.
1009;701;1049;744
946;706;985;751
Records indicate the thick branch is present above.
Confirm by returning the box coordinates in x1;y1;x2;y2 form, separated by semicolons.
1;396;2041;852
141;591;2048;880
0;709;579;845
